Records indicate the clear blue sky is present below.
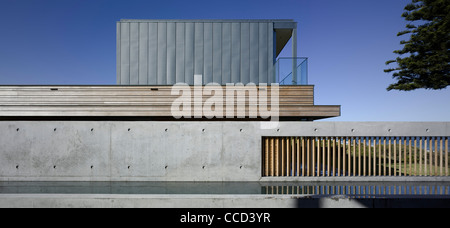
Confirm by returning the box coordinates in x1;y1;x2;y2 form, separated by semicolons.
0;0;448;121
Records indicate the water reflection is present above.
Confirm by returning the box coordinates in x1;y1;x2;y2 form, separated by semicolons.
262;182;450;198
0;182;448;198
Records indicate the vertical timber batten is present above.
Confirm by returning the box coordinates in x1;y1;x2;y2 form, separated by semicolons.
261;136;449;178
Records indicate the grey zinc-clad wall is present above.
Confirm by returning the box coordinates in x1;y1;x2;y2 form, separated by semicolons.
117;20;284;85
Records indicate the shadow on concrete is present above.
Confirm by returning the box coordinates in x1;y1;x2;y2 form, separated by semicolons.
296;196;450;208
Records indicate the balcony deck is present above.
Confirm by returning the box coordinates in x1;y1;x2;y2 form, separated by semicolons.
0;85;340;121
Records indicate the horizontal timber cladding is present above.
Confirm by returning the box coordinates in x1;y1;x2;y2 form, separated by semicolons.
117;20;280;85
262;136;450;177
0;85;340;119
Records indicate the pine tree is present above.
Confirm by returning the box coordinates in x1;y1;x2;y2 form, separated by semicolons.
385;0;450;91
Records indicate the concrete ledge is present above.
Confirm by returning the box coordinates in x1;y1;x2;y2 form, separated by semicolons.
0;194;303;208
1;194;449;208
2;177;449;182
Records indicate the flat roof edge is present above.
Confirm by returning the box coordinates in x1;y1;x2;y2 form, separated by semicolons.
118;19;295;23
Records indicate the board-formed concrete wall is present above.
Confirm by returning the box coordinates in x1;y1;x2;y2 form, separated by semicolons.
0;121;449;181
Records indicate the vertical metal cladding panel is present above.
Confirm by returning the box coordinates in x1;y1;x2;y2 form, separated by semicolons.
116;23;121;84
118;20;280;85
240;23;250;84
176;23;185;83
166;22;176;85
157;23;167;85
130;23;139;85
148;23;158;85
184;22;195;85
231;23;241;84
249;23;259;84
139;23;148;85
259;23;269;84
120;22;130;85
268;22;275;84
221;23;232;84
194;23;204;84
203;23;213;84
212;23;222;84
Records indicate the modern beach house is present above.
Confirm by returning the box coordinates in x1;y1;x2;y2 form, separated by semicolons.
115;19;341;120
0;19;448;208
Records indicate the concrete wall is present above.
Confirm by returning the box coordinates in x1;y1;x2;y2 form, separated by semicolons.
0;121;449;181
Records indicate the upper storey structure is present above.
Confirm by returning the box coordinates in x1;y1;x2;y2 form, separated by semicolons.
116;19;298;85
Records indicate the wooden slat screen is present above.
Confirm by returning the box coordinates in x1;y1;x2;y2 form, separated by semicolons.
262;136;450;177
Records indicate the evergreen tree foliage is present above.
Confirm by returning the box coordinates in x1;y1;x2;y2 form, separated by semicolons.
385;0;450;91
